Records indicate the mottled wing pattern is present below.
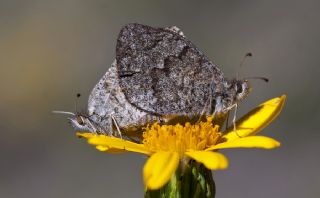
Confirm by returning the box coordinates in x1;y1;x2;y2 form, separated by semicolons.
116;23;224;115
87;61;151;132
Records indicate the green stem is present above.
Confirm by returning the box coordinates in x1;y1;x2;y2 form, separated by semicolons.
145;161;215;198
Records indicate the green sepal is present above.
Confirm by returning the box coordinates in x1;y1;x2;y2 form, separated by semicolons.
145;160;215;198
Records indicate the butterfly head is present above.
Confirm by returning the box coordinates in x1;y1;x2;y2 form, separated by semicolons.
220;79;251;111
68;113;98;133
234;79;251;101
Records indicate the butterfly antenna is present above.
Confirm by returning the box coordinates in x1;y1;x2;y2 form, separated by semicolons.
75;93;81;112
244;76;269;83
237;52;253;79
52;93;82;117
52;111;75;116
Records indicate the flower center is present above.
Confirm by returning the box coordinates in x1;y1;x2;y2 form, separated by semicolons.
142;117;221;155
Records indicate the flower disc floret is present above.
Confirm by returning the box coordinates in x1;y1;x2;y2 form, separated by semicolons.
142;117;221;156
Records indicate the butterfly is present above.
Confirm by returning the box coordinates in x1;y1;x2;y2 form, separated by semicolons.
68;23;250;139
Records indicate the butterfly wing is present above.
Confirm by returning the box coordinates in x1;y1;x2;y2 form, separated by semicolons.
116;23;225;116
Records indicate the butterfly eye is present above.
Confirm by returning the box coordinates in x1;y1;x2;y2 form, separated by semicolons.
237;82;243;94
76;116;85;125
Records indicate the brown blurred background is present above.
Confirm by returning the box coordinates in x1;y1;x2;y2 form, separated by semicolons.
0;0;319;197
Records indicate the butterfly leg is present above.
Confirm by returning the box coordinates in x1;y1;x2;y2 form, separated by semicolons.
224;103;242;137
197;102;209;123
111;114;123;139
225;111;230;130
232;103;242;138
88;121;99;135
197;93;214;123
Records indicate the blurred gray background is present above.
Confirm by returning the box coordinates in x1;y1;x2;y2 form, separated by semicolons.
0;0;319;197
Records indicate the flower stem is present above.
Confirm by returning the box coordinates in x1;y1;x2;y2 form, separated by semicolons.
145;161;215;198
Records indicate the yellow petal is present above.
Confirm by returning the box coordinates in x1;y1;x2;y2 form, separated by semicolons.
96;145;108;151
77;133;151;155
207;136;280;150
185;151;228;170
95;145;126;153
77;132;95;139
222;95;286;141
90;136;151;155
77;133;126;153
143;152;180;190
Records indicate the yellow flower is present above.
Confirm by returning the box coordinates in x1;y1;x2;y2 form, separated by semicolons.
77;95;286;190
